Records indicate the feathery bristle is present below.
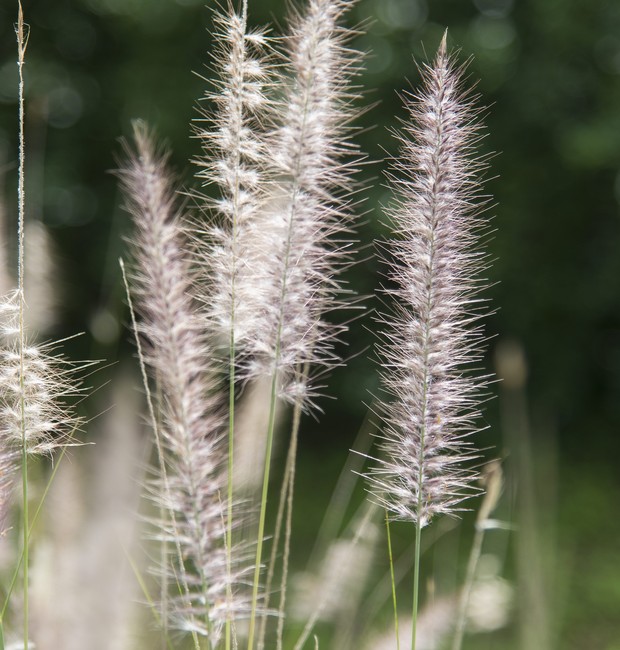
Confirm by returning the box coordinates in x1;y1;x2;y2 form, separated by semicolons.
193;7;273;347
118;122;249;640
366;40;492;527
241;0;362;406
0;290;85;457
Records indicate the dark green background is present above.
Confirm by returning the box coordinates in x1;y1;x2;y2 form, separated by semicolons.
0;0;619;648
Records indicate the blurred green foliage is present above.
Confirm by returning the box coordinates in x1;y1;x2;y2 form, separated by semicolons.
0;0;619;648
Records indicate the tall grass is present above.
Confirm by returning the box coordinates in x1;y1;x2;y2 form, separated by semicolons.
364;33;492;650
0;5;89;649
0;2;505;649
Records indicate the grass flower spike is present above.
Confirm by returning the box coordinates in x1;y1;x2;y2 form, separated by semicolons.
243;0;361;406
118;123;247;645
369;33;490;527
365;34;492;649
0;292;84;457
194;4;272;349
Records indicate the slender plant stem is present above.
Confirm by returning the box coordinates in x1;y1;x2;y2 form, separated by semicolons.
257;364;306;650
292;599;323;650
385;511;401;650
20;423;28;650
249;65;307;648
16;6;26;290
247;367;280;650
276;385;303;650
15;6;29;648
153;381;169;650
411;513;422;650
412;400;427;650
258;415;291;650
225;332;235;650
411;248;432;650
120;259;201;650
0;438;73;623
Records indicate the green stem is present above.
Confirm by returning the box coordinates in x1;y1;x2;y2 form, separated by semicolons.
225;332;235;650
257;413;291;650
385;511;400;650
1;440;72;620
257;364;306;650
411;517;422;650
16;6;28;647
21;446;28;650
276;386;303;650
247;369;279;650
120;259;201;650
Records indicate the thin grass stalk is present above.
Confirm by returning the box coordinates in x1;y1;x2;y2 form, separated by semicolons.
120;258;194;648
247;184;301;649
246;148;306;648
15;6;29;647
123;545;175;650
226;291;236;650
411;514;422;650
411;386;427;650
293;607;322;650
385;511;400;650
248;177;308;648
258;412;293;650
122;258;181;637
226;342;235;650
256;362;306;650
0;432;76;641
152;378;172;649
247;367;279;650
276;374;305;650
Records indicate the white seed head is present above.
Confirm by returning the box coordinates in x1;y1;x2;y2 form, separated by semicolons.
0;290;85;456
238;0;362;407
366;36;492;526
119;123;250;637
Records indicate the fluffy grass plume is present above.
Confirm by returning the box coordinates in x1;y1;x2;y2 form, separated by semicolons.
365;33;493;650
193;3;272;350
118;123;249;644
367;33;491;527
236;0;362;407
0;292;85;458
